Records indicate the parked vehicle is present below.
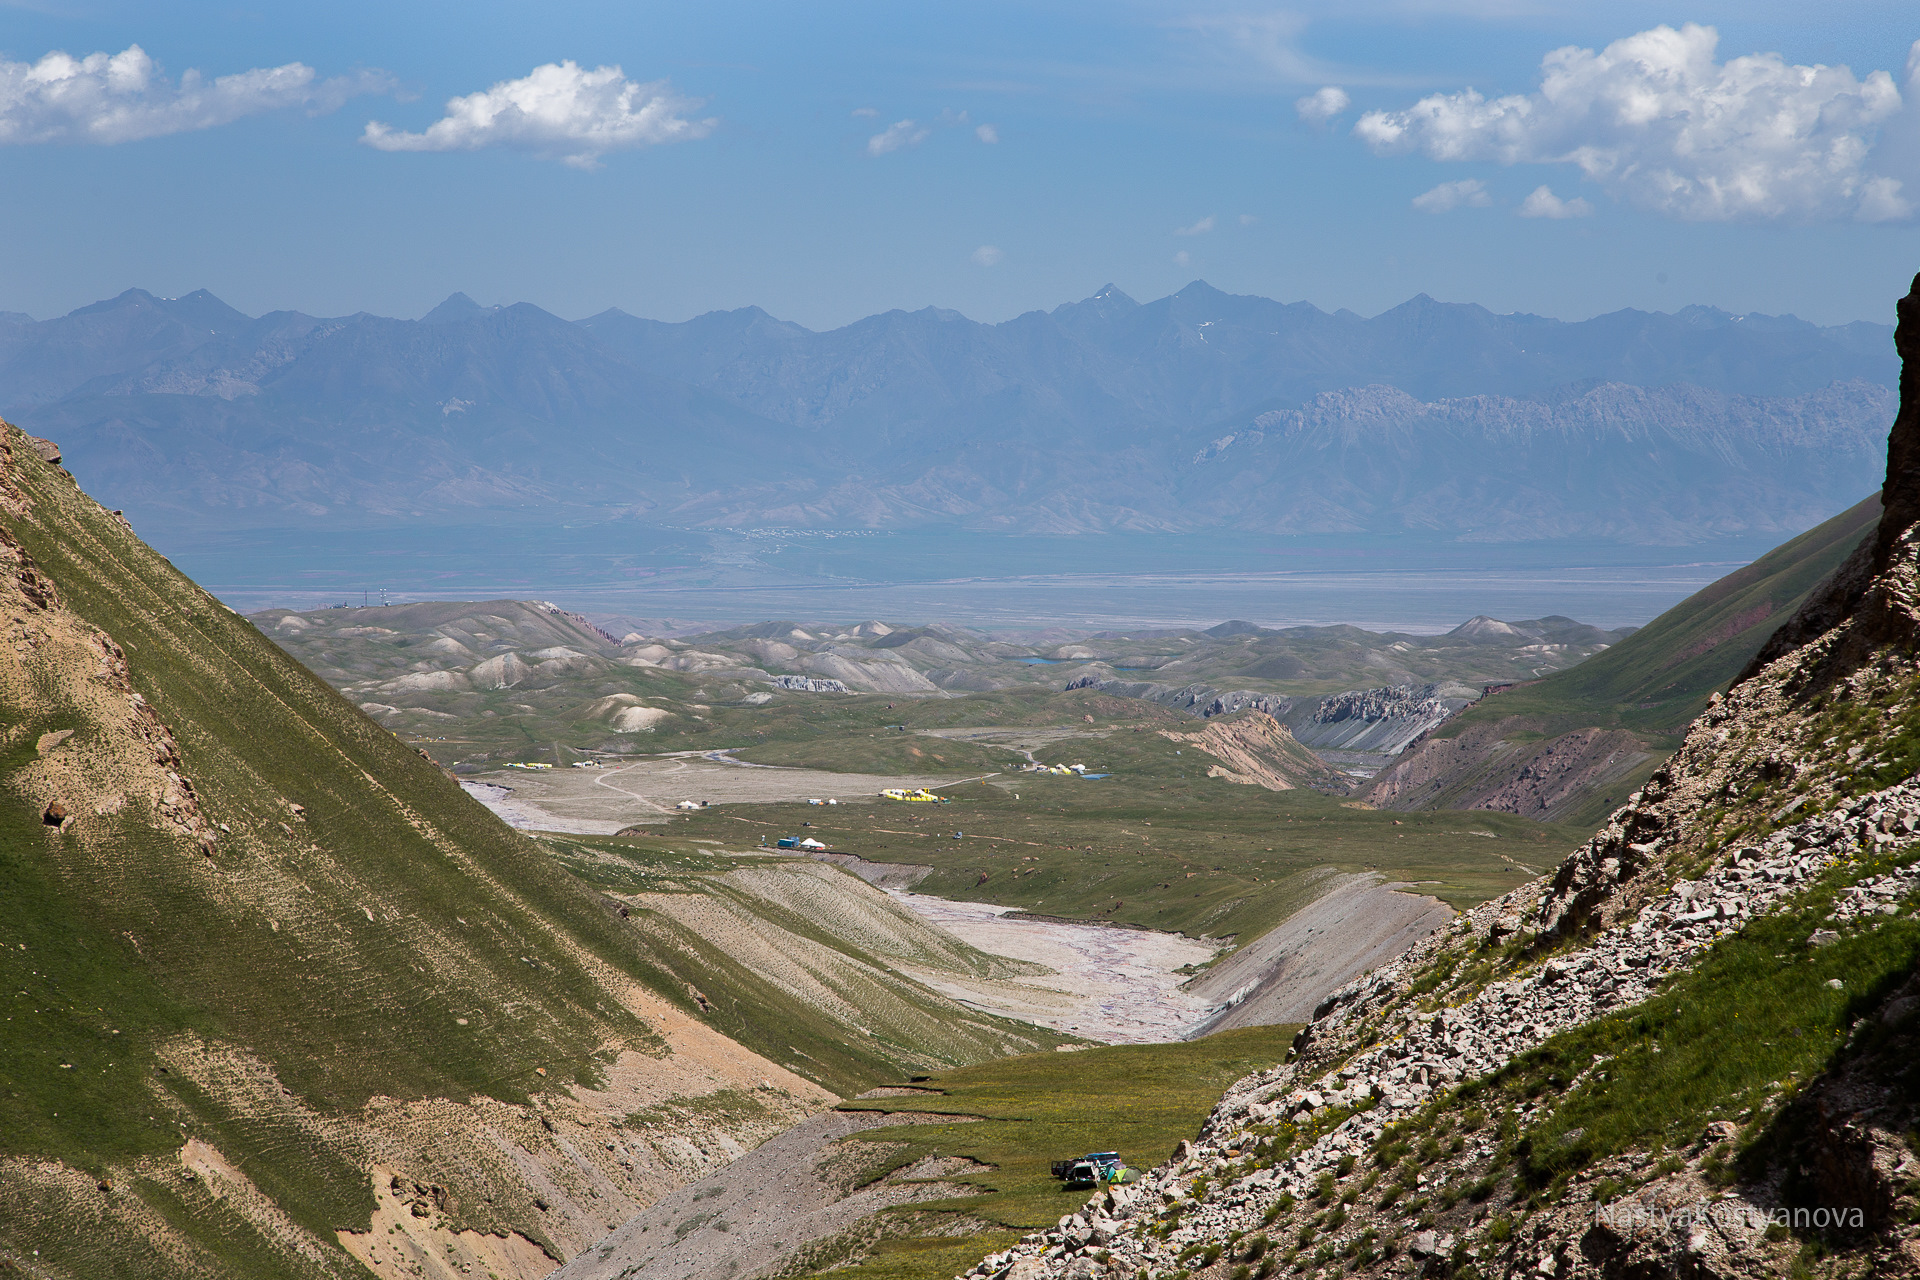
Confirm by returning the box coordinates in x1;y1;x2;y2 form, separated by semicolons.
1050;1152;1135;1187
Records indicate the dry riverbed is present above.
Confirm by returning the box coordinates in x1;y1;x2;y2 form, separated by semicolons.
887;893;1222;1043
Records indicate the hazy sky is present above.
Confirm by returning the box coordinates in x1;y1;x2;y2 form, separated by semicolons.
3;1;1919;328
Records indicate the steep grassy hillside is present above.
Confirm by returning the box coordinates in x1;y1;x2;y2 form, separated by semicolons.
1453;493;1880;739
1367;493;1881;826
0;423;1041;1280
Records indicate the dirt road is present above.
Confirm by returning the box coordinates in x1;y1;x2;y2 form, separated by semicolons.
461;751;991;834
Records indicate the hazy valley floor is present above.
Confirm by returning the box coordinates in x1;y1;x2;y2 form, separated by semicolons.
166;522;1770;632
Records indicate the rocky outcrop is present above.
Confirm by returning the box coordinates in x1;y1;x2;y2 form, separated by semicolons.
967;770;1920;1280
1063;675;1291;720
1156;711;1347;793
1291;683;1473;755
770;674;850;693
1741;278;1920;681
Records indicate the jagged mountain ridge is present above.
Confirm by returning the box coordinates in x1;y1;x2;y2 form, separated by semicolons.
1;284;1895;541
1181;381;1892;541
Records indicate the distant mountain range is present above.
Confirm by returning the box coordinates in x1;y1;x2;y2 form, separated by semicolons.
1;283;1897;542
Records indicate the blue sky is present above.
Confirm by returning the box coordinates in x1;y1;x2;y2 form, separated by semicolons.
2;0;1918;328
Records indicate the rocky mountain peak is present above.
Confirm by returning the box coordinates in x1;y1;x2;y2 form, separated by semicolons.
420;291;499;324
1875;272;1920;572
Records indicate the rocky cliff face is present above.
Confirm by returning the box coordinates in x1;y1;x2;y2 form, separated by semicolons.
1064;674;1294;721
1292;684;1476;757
970;275;1920;1280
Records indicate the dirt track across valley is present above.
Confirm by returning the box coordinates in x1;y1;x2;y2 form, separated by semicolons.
461;752;991;834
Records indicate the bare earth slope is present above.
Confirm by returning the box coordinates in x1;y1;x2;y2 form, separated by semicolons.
1182;871;1454;1036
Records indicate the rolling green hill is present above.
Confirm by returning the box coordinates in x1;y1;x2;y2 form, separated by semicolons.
1366;493;1882;826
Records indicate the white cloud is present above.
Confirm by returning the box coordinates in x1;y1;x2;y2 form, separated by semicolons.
1239;213;1258;225
363;60;713;169
1411;178;1492;212
1517;184;1592;218
972;245;1004;266
851;106;878;118
1354;24;1910;222
1174;249;1192;267
867;118;930;156
1173;215;1215;236
975;122;998;143
0;43;390;145
1295;86;1350;124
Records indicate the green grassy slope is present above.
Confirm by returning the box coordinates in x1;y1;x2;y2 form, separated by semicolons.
530;833;1074;1081
0;445;638;1145
0;424;1041;1277
1440;494;1881;745
1360;497;1882;831
808;1025;1298;1278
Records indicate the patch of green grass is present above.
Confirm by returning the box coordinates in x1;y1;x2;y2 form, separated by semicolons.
0;808;178;1155
1421;851;1920;1203
812;1025;1298;1278
624;1088;782;1132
